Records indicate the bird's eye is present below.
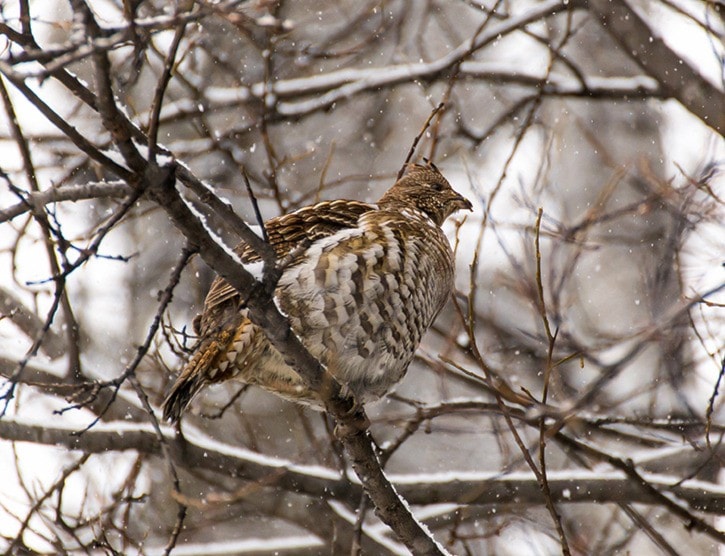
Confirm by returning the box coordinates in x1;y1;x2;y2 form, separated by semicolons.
431;182;444;191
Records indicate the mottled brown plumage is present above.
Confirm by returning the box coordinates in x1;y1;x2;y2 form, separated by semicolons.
162;163;472;423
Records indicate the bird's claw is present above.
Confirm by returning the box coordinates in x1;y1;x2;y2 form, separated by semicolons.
332;398;370;439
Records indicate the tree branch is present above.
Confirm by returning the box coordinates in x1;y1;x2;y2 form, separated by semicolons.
0;287;66;359
588;0;724;135
0;181;132;224
1;419;722;514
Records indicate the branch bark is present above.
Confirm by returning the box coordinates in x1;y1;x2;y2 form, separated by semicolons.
1;419;722;514
588;0;725;135
0;181;132;223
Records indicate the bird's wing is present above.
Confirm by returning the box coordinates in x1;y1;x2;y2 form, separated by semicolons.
200;199;376;319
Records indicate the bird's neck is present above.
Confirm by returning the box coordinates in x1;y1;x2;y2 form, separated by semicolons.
377;199;439;227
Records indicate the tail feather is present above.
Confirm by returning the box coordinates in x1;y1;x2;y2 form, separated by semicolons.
162;370;206;424
162;329;237;423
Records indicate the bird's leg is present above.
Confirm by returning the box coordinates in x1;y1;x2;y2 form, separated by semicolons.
329;395;370;439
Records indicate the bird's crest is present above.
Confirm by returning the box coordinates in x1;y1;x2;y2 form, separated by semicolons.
404;158;440;176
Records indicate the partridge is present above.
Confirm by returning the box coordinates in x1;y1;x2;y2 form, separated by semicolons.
162;162;472;422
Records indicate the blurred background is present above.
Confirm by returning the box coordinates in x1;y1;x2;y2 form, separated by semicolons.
0;0;723;554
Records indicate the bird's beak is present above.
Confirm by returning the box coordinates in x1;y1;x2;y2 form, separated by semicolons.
450;190;473;212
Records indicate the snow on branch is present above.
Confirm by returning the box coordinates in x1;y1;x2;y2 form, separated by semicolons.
0;181;132;223
589;0;724;135
1;418;722;514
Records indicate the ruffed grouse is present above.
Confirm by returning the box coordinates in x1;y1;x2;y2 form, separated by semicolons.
162;162;472;422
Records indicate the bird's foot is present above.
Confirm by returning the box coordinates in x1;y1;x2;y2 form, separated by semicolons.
331;396;370;439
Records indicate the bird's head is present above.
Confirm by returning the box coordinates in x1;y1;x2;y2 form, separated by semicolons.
379;162;473;226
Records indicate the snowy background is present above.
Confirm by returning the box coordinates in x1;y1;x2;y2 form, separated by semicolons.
0;0;724;554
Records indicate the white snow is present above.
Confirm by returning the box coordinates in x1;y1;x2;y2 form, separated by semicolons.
181;423;342;481
178;192;246;270
145;535;323;555
328;500;410;555
204;86;252;105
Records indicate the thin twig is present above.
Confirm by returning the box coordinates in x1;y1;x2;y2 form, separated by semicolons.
705;356;725;449
148;18;188;164
242;168;269;243
398;102;444;179
534;207;569;555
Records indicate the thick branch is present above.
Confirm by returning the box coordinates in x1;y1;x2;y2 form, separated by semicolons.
1;419;722;514
588;0;725;135
174;164;277;272
143;163;447;555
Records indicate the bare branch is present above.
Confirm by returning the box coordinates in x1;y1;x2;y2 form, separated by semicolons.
0;181;132;223
1;1;721;552
1;419;722;514
0;287;65;359
588;0;725;135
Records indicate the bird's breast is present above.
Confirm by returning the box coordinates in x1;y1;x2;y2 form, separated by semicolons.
274;213;454;400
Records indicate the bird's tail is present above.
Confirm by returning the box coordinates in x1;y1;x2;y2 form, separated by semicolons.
162;368;206;424
162;329;236;423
